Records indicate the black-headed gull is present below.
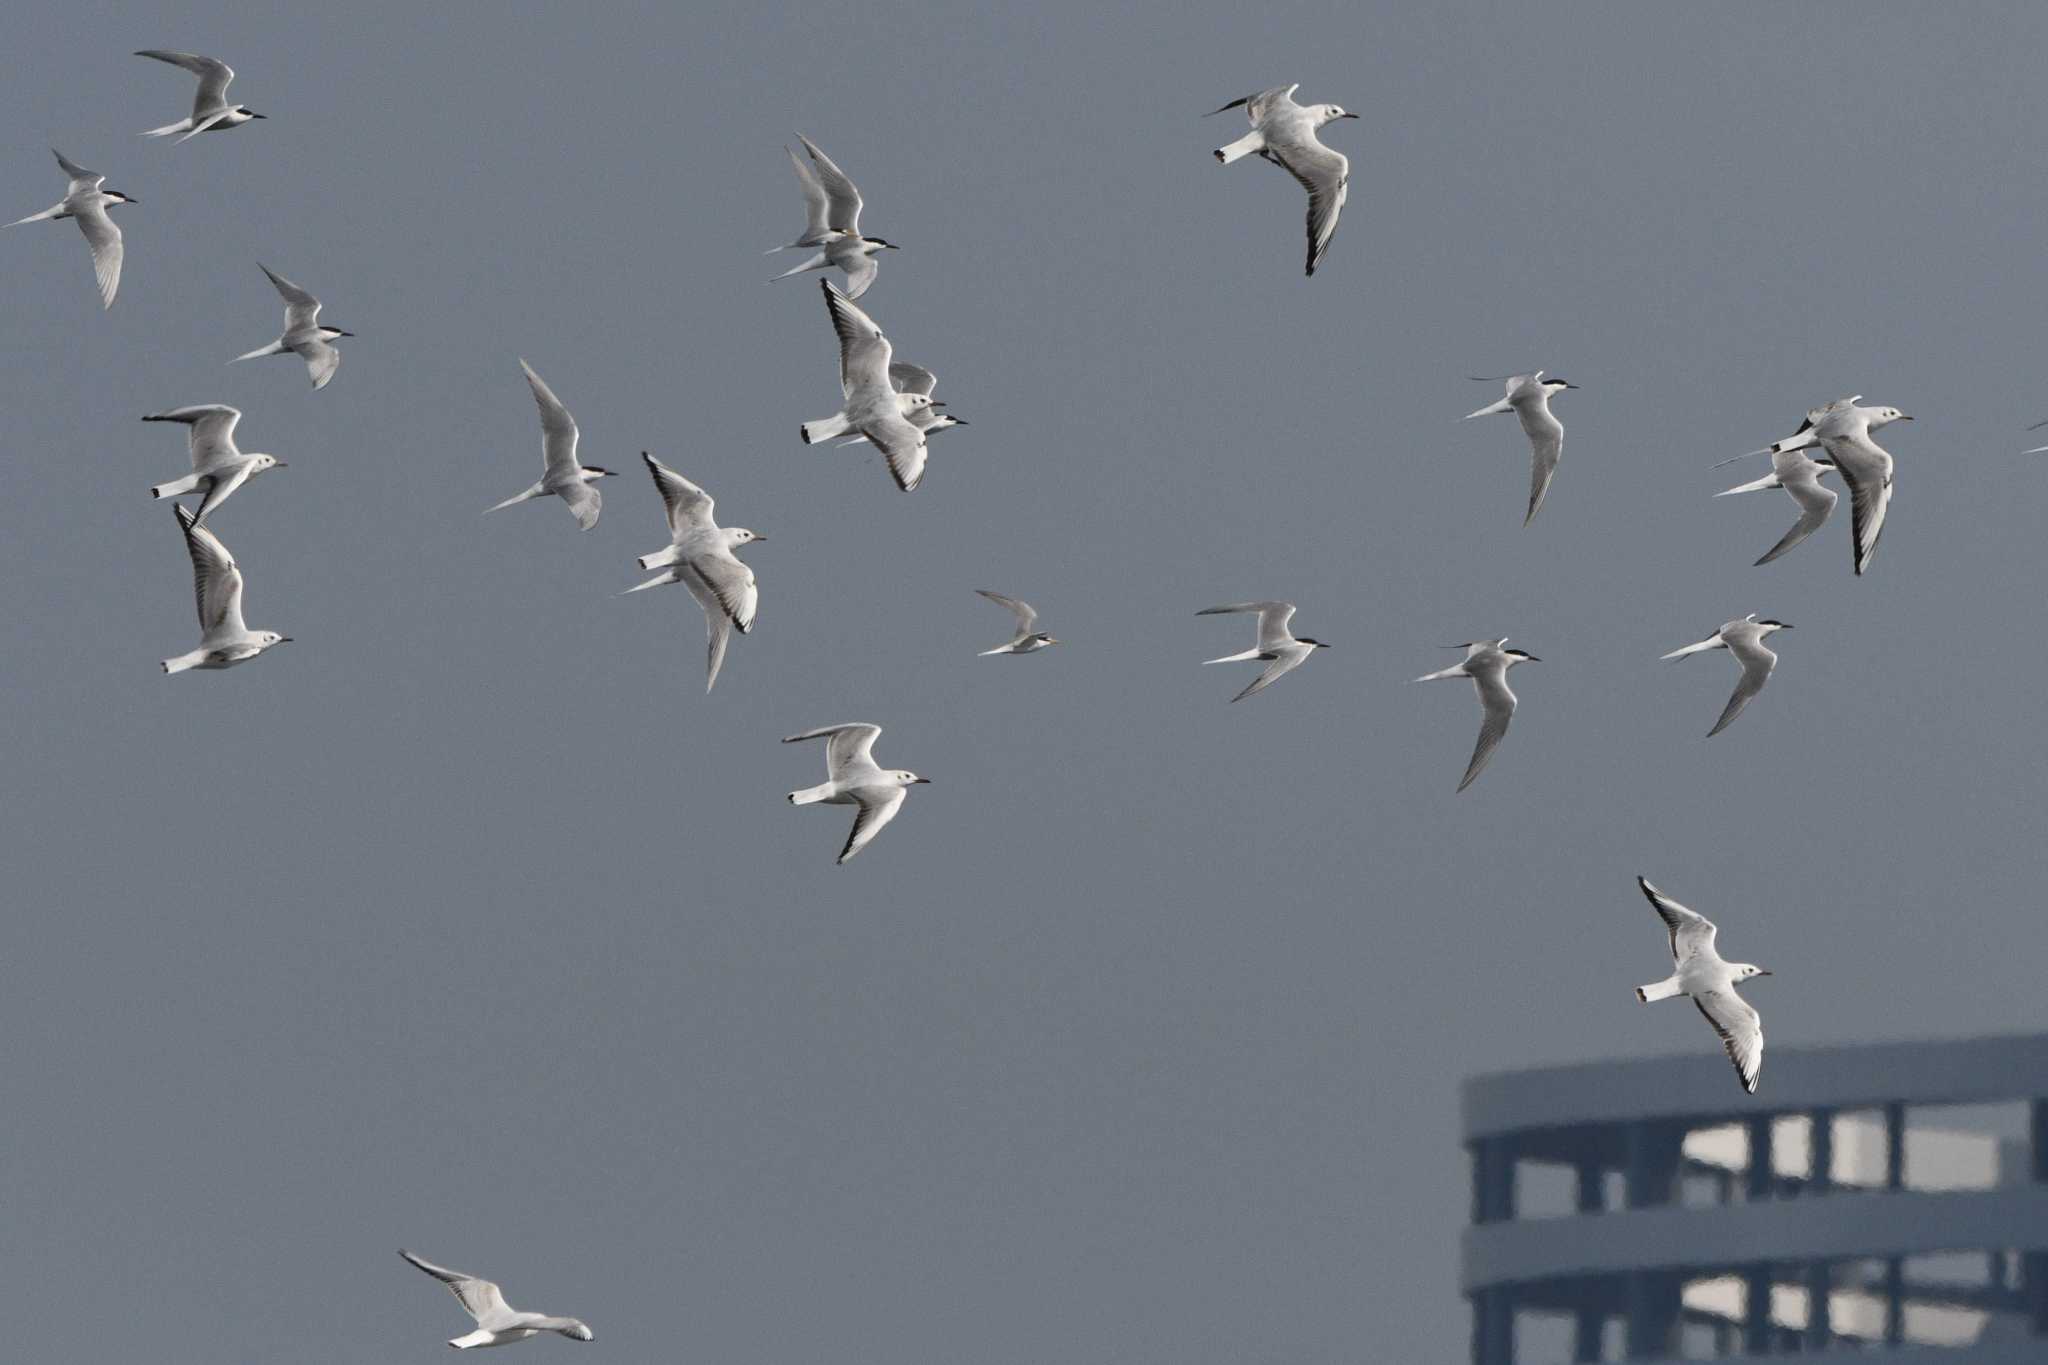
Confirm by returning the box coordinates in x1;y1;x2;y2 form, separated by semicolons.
784;722;929;864
142;404;285;525
1207;84;1357;276
624;453;766;693
399;1249;593;1350
1633;877;1771;1094
162;505;290;674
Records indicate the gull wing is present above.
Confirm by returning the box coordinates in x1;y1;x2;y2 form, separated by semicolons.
783;722;882;779
1694;989;1764;1094
1266;136;1348;277
73;198;123;309
889;361;939;397
136;49;235;117
1515;400;1564;525
976;589;1037;632
1636;877;1718;965
258;262;322;332
821;280;891;398
857;410;928;491
1458;660;1517;793
146;405;243;467
686;548;757;633
1207;84;1299;121
175;504;246;638
839;787;906;864
398;1250;517;1329
1824;436;1893;576
795;134;863;235
677;563;735;693
518;359;580;481
189;464;252;525
640;452;715;538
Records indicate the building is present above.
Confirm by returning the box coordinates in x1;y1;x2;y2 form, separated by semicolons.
1461;1033;2048;1362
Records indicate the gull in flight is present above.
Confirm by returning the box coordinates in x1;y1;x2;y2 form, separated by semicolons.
829;360;969;446
1661;615;1792;737
801;281;933;491
398;1249;593;1350
1461;373;1576;525
485;360;616;529
142;404;284;524
1207;83;1357;276
162;505;290;674
624;453;766;693
1633;877;1770;1094
135;50;266;142
1197;601;1329;702
233;263;351;389
767;135;897;299
1715;447;1839;566
784;722;929;864
976;590;1059;655
1415;639;1539;792
7;149;136;309
1720;396;1909;574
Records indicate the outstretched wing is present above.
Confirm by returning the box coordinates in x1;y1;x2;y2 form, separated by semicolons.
1458;662;1517;792
889;361;939;397
1707;640;1776;738
784;143;832;242
796;134;863;235
398;1250;514;1328
839;787;906;864
677;564;735;693
976;589;1037;632
519;359;581;481
1231;649;1307;703
821;280;892;397
135;49;236;116
1516;402;1564;525
1267;138;1348;277
641;452;715;537
1693;989;1764;1094
1636;877;1718;965
175;504;246;638
783;722;883;778
258;262;322;332
73;199;123;309
1754;476;1836;566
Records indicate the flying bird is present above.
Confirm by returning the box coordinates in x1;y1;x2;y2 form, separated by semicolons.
767;135;897;299
832;360;969;445
624;453;766;693
142;404;284;524
1632;877;1770;1094
161;505;290;674
7;148;135;309
1720;397;1909;574
233;263;351;389
2023;414;2048;453
976;590;1059;655
1461;373;1576;525
1715;448;1839;566
1661;615;1791;738
802;281;932;491
398;1249;593;1351
1207;83;1357;276
1415;639;1539;792
1197;601;1329;703
484;360;616;529
134;50;265;142
784;722;929;864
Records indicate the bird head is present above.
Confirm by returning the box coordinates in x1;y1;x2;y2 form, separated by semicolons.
893;771;931;787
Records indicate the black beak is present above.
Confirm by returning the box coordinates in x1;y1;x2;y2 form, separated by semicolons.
117;193;139;204
250;111;267;119
335;329;355;338
1523;655;1542;662
1757;970;1773;976
279;637;294;643
912;777;932;784
949;418;970;426
750;533;768;542
1339;112;1360;119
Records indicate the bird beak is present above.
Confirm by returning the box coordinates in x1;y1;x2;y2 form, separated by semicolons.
1339;112;1360;119
250;112;267;119
274;460;289;468
1757;969;1773;976
1523;655;1542;662
279;637;294;643
950;417;970;426
751;533;768;542
336;329;355;338
912;777;932;784
1899;414;1914;421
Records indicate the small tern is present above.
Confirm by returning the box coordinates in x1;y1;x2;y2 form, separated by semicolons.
135;50;265;142
7;149;135;309
484;360;616;529
1415;639;1538;792
1660;615;1790;738
1716;448;1839;566
1633;877;1771;1094
1197;601;1329;702
767;135;897;299
233;263;351;389
1461;373;1576;525
976;590;1059;655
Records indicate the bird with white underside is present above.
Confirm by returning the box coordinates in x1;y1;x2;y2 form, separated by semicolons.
1460;372;1576;526
784;722;929;864
484;360;617;529
1207;83;1357;277
398;1249;593;1350
1415;639;1539;792
1661;614;1792;737
141;404;285;525
623;453;766;693
232;263;351;390
1633;877;1771;1094
6;149;136;309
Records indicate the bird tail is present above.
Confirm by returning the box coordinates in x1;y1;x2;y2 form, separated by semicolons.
1715;472;1780;497
1203;648;1263;666
1460;399;1514;421
1660;637;1721;661
636;545;681;571
161;652;203;675
1636;978;1683;1003
151;474;202;501
769;253;828;281
787;784;832;806
800;413;852;445
1412;664;1467;682
4;206;61;227
1213;130;1265;165
141;118;192;138
230;341;284;363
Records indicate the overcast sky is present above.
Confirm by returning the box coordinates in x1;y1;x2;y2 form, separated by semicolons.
6;2;2048;1361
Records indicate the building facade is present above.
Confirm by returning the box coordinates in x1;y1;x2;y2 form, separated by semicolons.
1461;1033;2048;1363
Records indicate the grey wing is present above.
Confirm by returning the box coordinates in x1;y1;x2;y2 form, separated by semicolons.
1636;877;1718;964
1231;648;1307;703
398;1251;514;1327
678;564;735;693
976;589;1037;632
839;787;906;864
821;281;892;396
175;504;246;636
519;360;581;480
796;134;863;235
1268;138;1348;277
294;338;341;390
785;144;832;241
1693;990;1764;1094
640;452;714;536
1244;83;1300;122
558;478;601;531
259;263;322;330
1516;402;1563;525
74;199;123;309
136;50;235;114
1458;664;1517;792
859;411;928;491
687;549;757;632
1196;601;1295;650
148;404;242;466
889;361;939;397
782;722;883;777
1831;446;1892;576
190;464;252;524
1707;640;1776;737
839;251;879;301
52;148;101;194
1754;476;1836;566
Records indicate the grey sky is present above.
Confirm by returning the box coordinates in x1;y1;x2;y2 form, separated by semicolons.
6;2;2048;1360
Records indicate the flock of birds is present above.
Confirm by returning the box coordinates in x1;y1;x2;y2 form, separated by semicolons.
8;52;2010;1344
